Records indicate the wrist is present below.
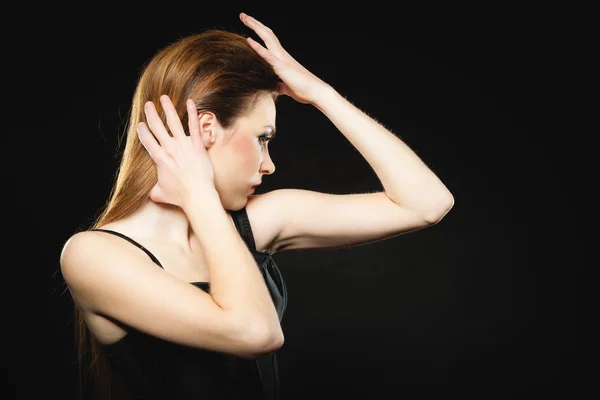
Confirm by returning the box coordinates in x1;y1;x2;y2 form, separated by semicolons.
182;186;222;212
310;84;339;110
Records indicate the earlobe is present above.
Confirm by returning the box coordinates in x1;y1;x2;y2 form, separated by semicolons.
201;131;216;149
204;131;215;148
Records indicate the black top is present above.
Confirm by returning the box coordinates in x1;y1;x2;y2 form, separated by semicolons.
90;207;288;400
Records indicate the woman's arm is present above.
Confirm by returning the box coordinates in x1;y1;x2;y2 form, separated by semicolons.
239;13;453;253
312;87;454;221
242;13;453;220
182;191;284;343
60;231;281;359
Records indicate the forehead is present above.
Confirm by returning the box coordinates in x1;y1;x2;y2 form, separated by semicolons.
243;94;276;125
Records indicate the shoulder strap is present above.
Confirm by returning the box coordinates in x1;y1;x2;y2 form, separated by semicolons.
90;229;164;268
229;208;257;251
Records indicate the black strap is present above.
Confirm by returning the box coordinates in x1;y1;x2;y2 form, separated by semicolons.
230;208;257;251
92;208;254;266
90;229;164;268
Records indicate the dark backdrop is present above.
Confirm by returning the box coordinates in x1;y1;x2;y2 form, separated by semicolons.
8;7;590;400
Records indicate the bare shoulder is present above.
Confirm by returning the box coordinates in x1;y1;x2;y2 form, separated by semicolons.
60;230;122;269
60;231;114;309
60;230;107;274
245;190;289;254
61;231;120;284
59;229;150;302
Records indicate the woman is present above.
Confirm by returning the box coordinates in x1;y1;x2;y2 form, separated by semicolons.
60;12;454;400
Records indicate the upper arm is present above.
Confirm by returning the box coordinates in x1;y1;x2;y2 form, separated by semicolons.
59;231;277;358
247;189;444;253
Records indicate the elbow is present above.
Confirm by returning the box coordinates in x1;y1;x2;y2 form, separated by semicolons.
269;329;285;350
256;328;285;353
248;324;284;355
242;333;284;360
423;194;454;224
245;319;284;355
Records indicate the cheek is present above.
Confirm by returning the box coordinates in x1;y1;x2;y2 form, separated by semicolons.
230;137;261;168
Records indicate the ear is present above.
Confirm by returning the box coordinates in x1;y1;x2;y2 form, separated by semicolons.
197;111;220;148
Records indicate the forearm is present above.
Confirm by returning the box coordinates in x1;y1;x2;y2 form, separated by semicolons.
182;191;282;339
312;86;454;221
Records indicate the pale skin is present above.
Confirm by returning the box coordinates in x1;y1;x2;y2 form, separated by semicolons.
237;12;454;253
60;13;453;359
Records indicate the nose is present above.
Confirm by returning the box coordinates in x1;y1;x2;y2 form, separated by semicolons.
260;148;276;175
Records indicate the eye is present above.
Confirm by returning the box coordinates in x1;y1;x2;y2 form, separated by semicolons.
258;134;273;145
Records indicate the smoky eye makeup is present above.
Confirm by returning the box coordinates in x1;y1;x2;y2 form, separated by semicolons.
260;125;276;140
258;133;275;144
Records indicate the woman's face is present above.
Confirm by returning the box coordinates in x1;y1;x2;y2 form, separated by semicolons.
208;94;277;210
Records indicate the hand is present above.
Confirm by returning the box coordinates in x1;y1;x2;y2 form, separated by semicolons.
137;95;217;208
240;12;332;105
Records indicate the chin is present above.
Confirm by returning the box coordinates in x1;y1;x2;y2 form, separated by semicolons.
223;195;249;211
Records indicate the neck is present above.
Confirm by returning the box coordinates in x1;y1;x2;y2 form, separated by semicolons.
119;199;194;252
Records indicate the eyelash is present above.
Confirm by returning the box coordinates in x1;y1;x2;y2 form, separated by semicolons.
258;135;273;144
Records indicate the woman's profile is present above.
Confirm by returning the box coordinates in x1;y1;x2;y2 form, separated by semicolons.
60;12;454;400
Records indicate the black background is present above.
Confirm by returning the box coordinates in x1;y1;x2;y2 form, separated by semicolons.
7;7;591;400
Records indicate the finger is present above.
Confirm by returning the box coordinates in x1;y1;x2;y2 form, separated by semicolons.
247;37;280;67
240;13;282;53
137;122;162;159
160;95;186;140
144;101;171;146
186;99;201;148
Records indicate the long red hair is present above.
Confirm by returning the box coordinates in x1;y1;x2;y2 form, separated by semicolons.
67;29;278;399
